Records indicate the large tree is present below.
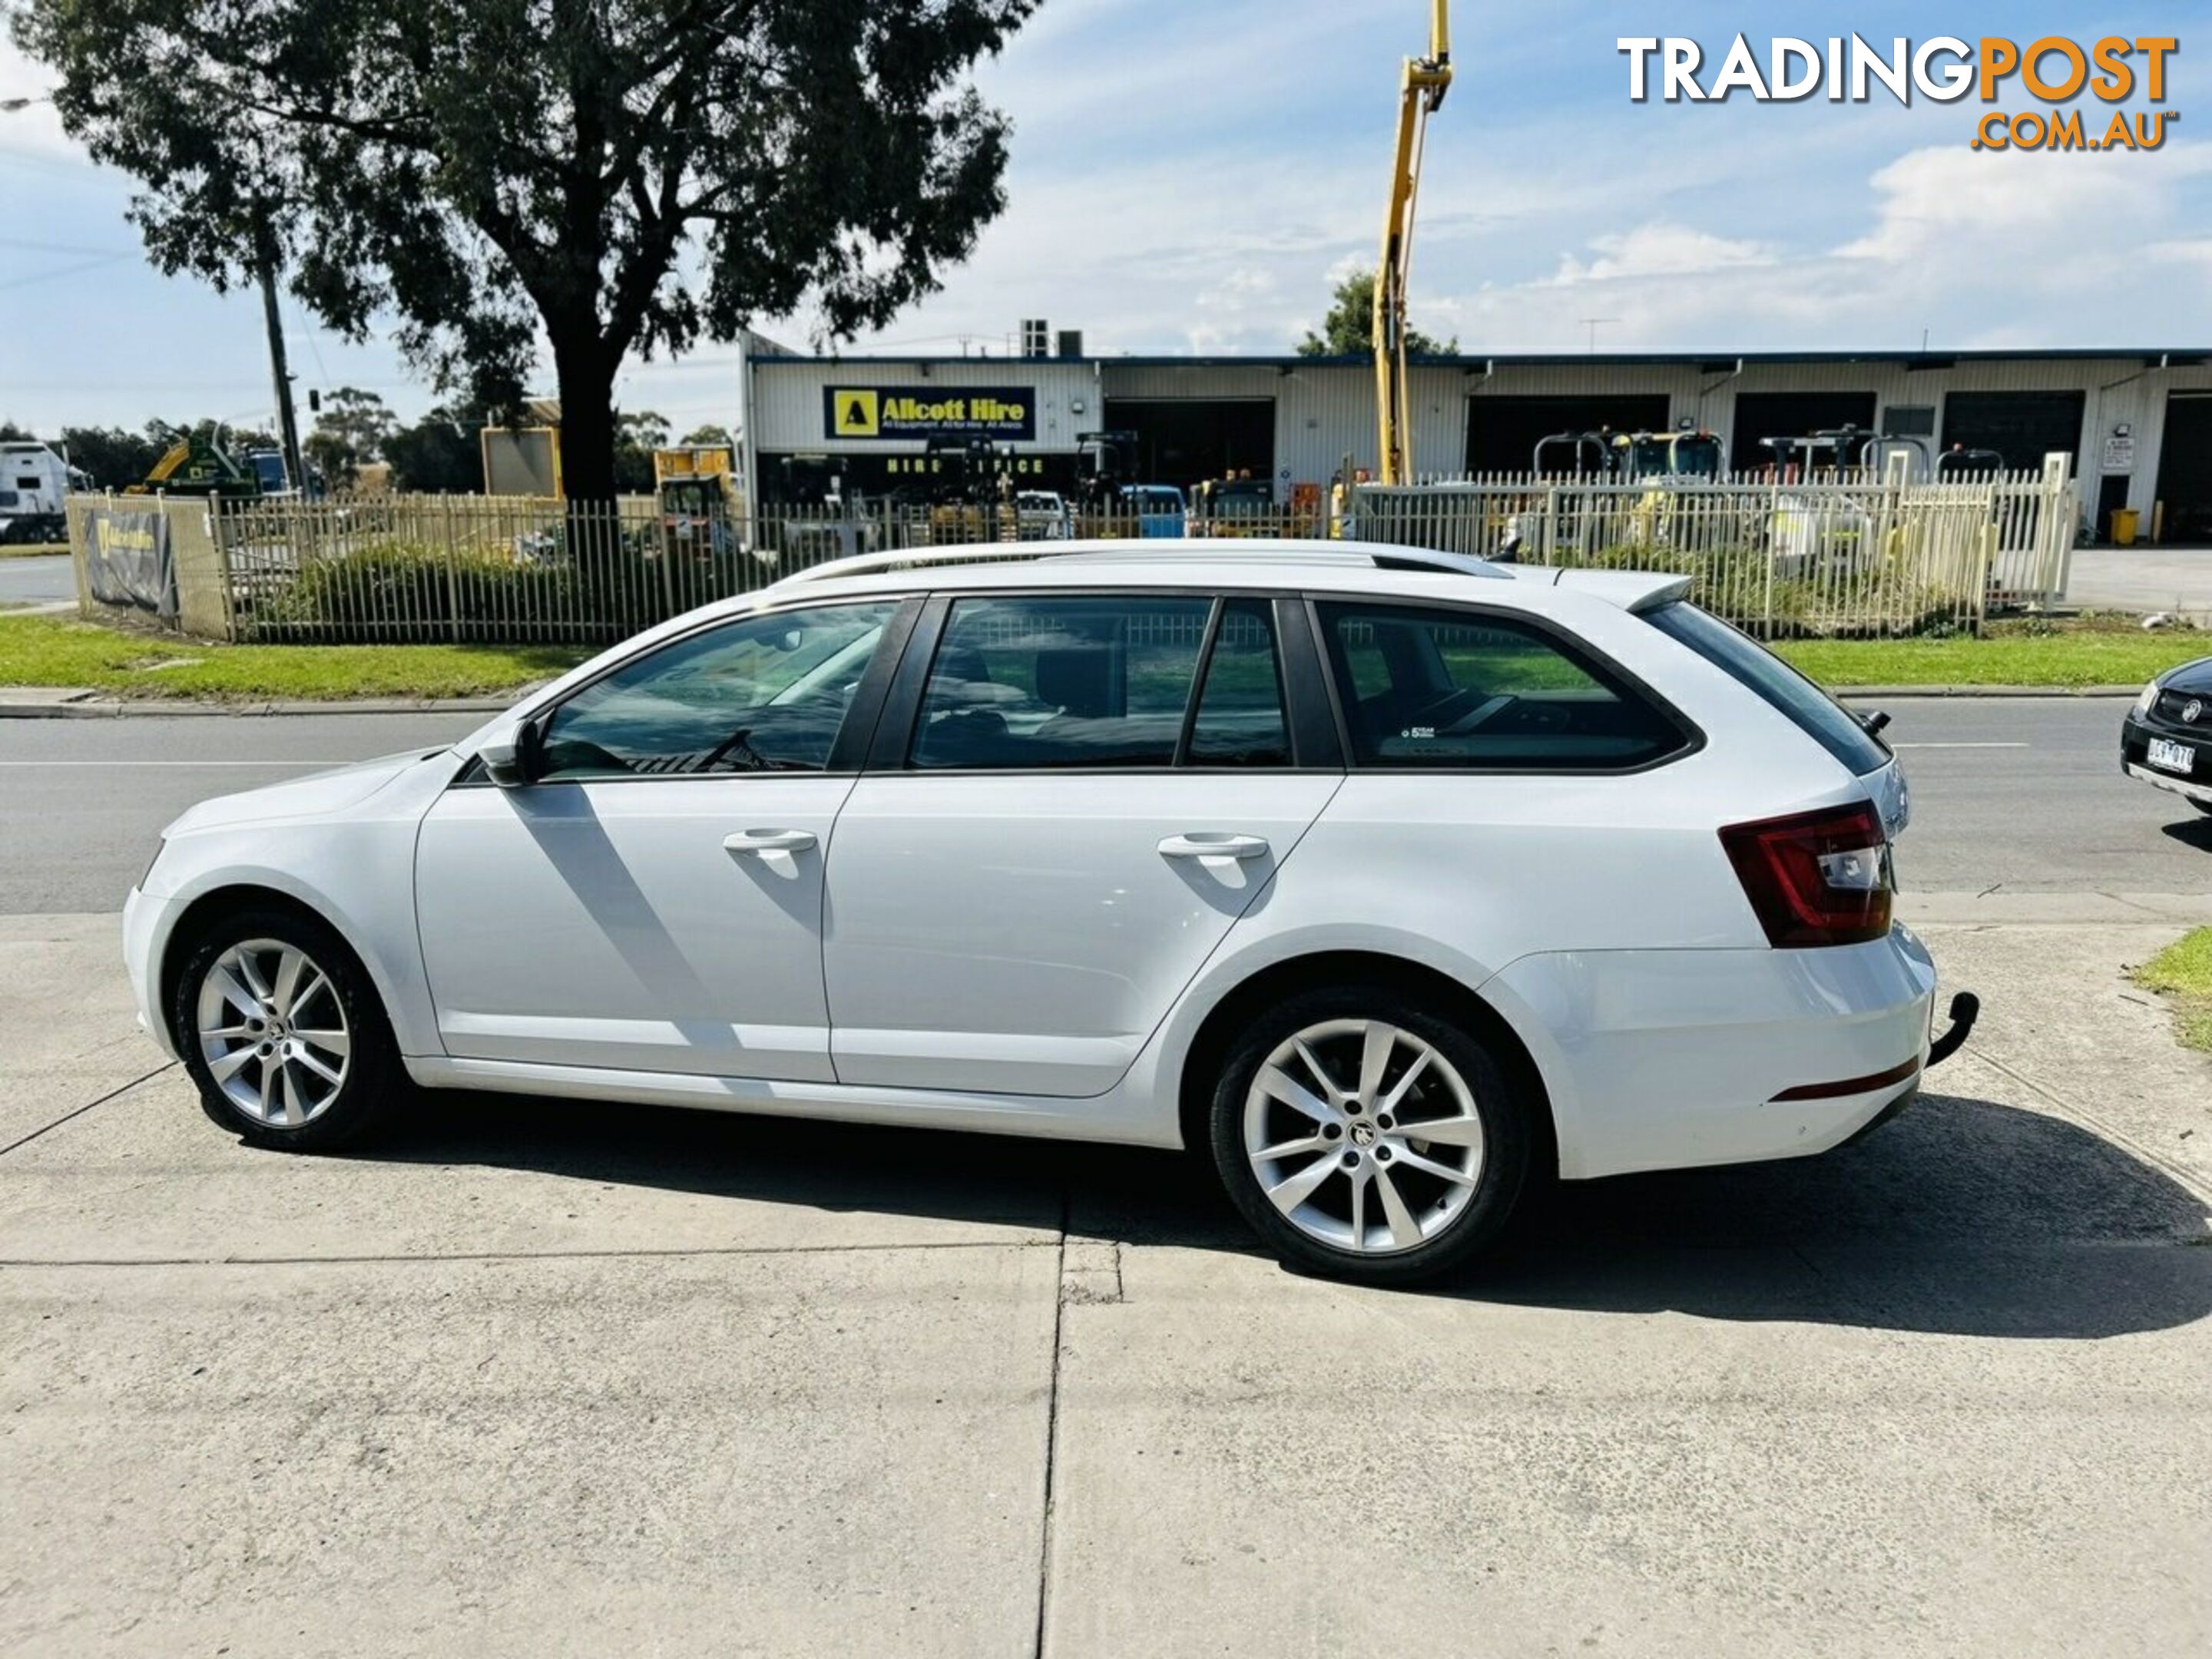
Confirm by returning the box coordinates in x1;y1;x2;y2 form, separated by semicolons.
1296;268;1455;359
304;386;399;490
14;0;1039;499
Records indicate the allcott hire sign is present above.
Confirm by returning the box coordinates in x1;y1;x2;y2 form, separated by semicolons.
823;386;1037;442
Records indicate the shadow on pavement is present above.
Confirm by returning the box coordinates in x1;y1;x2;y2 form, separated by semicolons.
2155;812;2212;853
363;1086;2211;1340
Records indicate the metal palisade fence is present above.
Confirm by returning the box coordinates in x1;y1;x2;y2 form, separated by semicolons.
71;456;2076;646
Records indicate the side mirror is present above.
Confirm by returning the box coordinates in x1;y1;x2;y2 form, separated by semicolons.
1859;709;1892;737
478;720;538;789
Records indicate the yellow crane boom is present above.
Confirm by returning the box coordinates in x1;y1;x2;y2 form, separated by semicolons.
1373;0;1452;485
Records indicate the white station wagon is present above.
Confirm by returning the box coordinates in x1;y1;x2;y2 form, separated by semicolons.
124;541;1973;1284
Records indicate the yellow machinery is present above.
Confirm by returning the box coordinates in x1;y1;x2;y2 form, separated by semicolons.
1373;0;1452;485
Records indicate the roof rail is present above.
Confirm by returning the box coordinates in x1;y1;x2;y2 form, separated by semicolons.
768;537;1508;588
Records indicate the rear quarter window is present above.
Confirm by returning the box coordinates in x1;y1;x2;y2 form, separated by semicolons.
1645;602;1891;776
1315;601;1691;771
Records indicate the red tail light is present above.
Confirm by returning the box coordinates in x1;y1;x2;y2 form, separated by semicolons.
1720;803;1892;947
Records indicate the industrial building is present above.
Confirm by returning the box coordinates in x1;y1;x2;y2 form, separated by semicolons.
739;337;2212;541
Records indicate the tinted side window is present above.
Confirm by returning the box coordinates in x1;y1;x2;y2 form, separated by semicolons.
1316;602;1684;770
1644;601;1890;777
1187;600;1290;767
910;595;1210;770
537;601;897;780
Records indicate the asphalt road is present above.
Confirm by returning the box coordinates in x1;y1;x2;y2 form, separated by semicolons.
0;697;2207;915
0;554;75;607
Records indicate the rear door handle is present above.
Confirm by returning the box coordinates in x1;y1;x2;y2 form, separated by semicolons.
1158;833;1270;861
724;829;817;856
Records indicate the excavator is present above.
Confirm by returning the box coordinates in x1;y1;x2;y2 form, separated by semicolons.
1373;0;1452;485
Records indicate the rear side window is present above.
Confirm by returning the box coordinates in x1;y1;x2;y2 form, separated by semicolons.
1316;602;1687;770
910;595;1210;770
1646;602;1889;777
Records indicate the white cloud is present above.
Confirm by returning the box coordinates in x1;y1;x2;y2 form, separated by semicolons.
1549;224;1774;285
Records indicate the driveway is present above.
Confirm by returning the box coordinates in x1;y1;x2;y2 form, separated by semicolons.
2;904;2209;1656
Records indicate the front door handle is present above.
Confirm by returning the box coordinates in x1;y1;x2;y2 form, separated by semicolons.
724;829;817;856
1158;833;1270;862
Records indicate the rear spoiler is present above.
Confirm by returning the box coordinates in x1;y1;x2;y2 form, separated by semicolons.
1525;568;1695;613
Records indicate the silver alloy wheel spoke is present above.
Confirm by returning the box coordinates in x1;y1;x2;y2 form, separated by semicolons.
1243;1017;1485;1258
1267;1152;1340;1217
1389;1144;1476;1187
1373;1165;1423;1250
291;1046;344;1088
1396;1112;1483;1148
196;939;351;1128
1257;1065;1339;1128
1357;1022;1396;1109
270;949;306;1018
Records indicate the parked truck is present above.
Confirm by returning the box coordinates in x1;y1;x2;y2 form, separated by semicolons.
0;441;75;544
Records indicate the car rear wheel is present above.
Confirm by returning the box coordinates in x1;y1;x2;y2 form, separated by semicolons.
1209;987;1532;1286
171;906;409;1151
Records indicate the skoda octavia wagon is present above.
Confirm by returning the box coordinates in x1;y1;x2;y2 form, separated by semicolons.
124;541;1961;1285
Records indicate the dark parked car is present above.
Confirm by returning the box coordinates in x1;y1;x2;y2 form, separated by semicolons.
2122;655;2212;816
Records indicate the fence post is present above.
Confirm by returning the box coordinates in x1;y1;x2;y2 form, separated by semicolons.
442;493;462;644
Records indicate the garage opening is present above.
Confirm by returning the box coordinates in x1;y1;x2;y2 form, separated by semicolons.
1730;392;1879;473
1101;399;1274;493
2153;391;2212;542
1466;395;1671;474
1941;390;2085;473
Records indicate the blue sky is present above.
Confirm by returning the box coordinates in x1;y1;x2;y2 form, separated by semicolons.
2;0;2206;432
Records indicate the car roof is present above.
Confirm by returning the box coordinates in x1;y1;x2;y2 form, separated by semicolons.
754;538;1691;616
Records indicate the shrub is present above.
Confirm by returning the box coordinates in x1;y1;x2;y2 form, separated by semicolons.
255;538;578;641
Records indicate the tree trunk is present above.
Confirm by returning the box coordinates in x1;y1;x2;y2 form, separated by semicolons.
551;331;618;504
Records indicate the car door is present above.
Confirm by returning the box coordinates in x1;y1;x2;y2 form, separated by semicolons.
415;597;910;1079
823;591;1343;1098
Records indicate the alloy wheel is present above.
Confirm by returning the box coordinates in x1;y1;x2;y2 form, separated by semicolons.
194;938;353;1127
1243;1018;1485;1255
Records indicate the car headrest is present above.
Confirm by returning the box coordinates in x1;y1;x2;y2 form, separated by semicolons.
1035;645;1118;718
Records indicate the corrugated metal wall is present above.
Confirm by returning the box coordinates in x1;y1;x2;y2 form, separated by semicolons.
751;355;2212;520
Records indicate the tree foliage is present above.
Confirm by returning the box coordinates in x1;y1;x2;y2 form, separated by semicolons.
15;0;1040;498
678;422;733;447
1296;268;1455;359
383;402;488;493
304;386;399;490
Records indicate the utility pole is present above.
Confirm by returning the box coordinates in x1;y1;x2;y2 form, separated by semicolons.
1579;317;1621;356
251;208;306;494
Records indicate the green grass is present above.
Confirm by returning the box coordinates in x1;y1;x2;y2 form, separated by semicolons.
0;542;68;558
2130;929;2212;1054
0;613;589;702
1775;633;2208;690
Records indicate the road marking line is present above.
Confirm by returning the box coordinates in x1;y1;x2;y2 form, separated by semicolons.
1890;742;2029;750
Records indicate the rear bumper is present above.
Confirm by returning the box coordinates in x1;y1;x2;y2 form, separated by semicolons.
1486;925;1939;1181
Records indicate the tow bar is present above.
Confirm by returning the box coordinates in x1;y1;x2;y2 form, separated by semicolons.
1927;992;1981;1068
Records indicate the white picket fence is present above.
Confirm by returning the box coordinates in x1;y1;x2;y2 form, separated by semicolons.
1342;455;2078;637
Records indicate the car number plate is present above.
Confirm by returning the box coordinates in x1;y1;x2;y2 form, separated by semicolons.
2147;737;2197;775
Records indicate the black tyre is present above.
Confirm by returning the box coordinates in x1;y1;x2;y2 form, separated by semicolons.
169;904;410;1151
1208;985;1533;1286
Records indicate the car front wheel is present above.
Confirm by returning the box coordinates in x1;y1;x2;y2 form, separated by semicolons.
1209;988;1532;1286
171;906;409;1151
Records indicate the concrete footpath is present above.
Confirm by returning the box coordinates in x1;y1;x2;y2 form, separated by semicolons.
2;906;2207;1657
